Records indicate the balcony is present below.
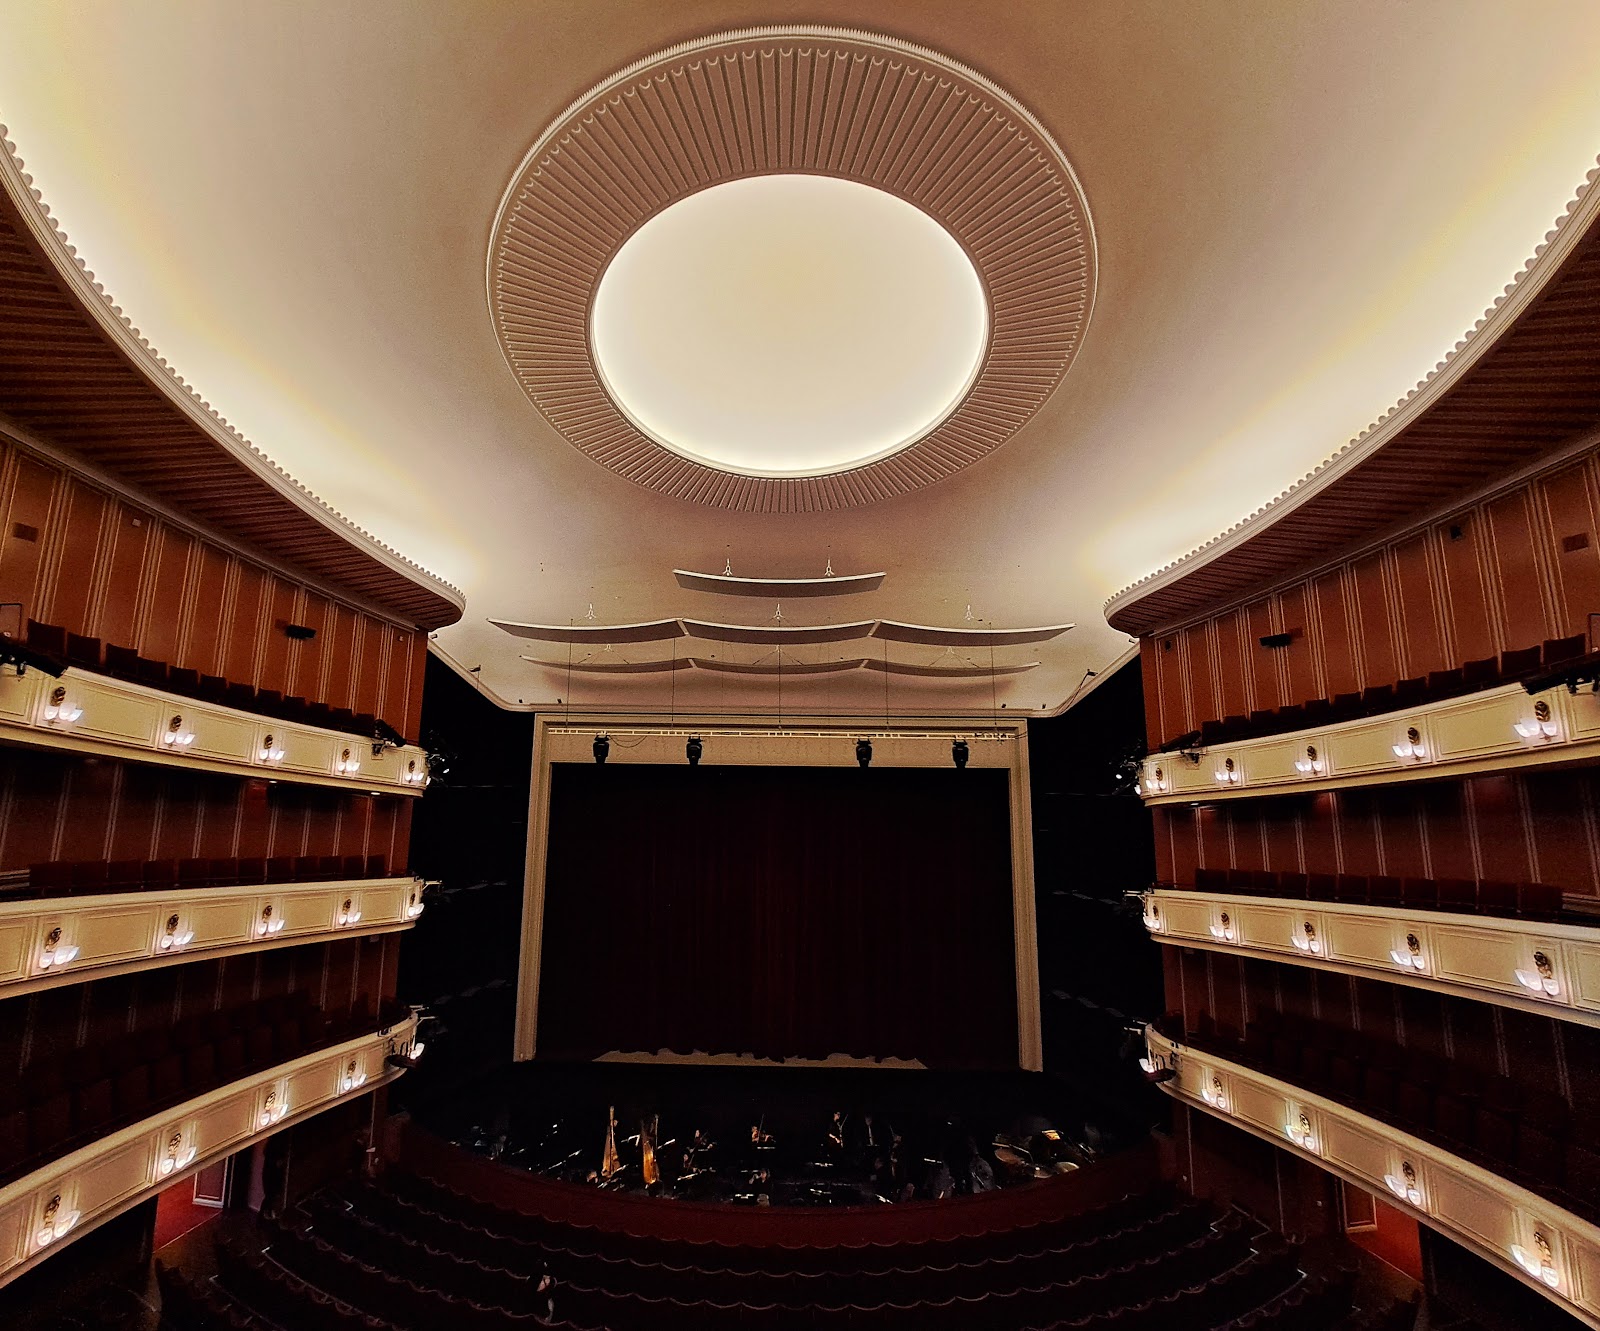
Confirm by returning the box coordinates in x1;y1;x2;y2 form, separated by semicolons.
1144;1025;1600;1329
0;1013;420;1286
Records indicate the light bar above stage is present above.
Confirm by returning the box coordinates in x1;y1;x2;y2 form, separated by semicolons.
690;657;869;676
673;569;886;597
864;658;1042;677
519;656;692;674
494;618;1073;648
489;619;686;644
872;621;1074;646
681;620;878;645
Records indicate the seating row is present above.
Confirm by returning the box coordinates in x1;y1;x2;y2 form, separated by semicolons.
21;617;409;745
0;990;404;1185
312;1185;1214;1305
1156;634;1587;752
1174;1008;1600;1224
17;852;392;899
1183;867;1573;923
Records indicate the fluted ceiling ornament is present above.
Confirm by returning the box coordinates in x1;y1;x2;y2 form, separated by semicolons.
488;26;1095;511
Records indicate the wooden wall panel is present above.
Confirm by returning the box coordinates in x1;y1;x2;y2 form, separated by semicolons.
1350;553;1397;689
0;432;427;728
1485;491;1547;651
1244;601;1280;711
1437;519;1495;662
1538;463;1600;640
1277;586;1318;705
1312;571;1360;698
1215;610;1251;719
1391;533;1446;678
1153;637;1188;746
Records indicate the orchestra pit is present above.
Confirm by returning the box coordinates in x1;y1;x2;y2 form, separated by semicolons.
2;5;1600;1330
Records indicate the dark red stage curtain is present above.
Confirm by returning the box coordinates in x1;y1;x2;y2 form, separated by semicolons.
537;764;1018;1068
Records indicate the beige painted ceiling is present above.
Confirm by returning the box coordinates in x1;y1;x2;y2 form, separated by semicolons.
2;0;1599;718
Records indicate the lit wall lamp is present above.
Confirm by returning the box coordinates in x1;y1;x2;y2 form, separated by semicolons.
1143;765;1168;795
1391;727;1426;762
334;747;361;775
1294;745;1325;776
1209;910;1236;943
404;888;426;920
1512;1229;1561;1289
1142;898;1164;933
1514;700;1560;743
255;903;286;938
259;734;286;764
1283;1110;1317;1152
1200;1073;1228;1111
1514;950;1560;998
337;1057;368;1095
42;685;82;725
159;912;195;952
1291;920;1322;955
337;896;363;928
1213;757;1240;786
38;925;79;970
1384;1160;1423;1208
401;758;429;786
1389;931;1426;972
257;1084;288;1129
162;714;196;748
158;1126;197;1178
35;1193;79;1249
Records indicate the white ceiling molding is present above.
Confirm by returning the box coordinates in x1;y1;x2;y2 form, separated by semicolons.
487;26;1094;512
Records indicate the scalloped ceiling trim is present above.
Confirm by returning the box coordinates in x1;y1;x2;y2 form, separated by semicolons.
487;25;1095;511
1103;154;1600;622
0;120;462;608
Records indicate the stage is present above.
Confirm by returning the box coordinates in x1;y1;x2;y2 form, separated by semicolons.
406;1060;1141;1211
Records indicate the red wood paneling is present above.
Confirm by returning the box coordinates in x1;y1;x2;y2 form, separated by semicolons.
1244;601;1280;711
1538;462;1600;641
1312;571;1359;697
1155;637;1187;745
0;455;58;613
1392;533;1446;678
143;526;194;666
1351;554;1396;689
1215;611;1250;719
48;480;106;634
1486;491;1548;650
96;503;150;648
1277;585;1318;704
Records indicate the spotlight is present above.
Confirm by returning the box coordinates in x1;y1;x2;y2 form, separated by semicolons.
855;738;873;768
593;734;610;764
686;735;702;766
951;738;969;769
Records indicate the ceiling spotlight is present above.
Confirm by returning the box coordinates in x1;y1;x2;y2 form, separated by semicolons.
952;738;970;769
593;734;610;765
686;735;703;766
855;738;873;769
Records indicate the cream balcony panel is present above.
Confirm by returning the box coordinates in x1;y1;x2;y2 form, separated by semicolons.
0;1016;419;1286
1332;718;1416;776
0;878;422;998
361;744;402;784
184;709;257;763
0;918;27;984
1429;691;1526;762
1146;1027;1600;1328
1567;688;1600;741
1143;889;1600;1028
65;679;163;746
1237;740;1299;783
0;669;37;721
274;729;339;776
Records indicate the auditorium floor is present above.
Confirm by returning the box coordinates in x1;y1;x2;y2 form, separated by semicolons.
406;1061;1133;1208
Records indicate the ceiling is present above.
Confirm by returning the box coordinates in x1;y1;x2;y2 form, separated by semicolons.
1;1;1598;717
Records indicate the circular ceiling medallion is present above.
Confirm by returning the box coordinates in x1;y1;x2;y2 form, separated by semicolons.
489;26;1095;511
591;175;989;478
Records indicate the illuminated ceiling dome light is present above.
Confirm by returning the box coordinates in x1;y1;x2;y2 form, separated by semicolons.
591;176;988;478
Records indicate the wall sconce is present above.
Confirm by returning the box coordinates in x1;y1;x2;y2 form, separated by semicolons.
1389;931;1426;972
158;1127;198;1178
1213;757;1240;786
1512;1229;1561;1288
1384;1161;1423;1207
1514;950;1560;998
401;758;428;786
159;912;195;952
335;747;361;774
257;1085;288;1128
38;925;79;970
255;903;286;938
35;1193;79;1248
337;896;363;927
1514;700;1559;743
1284;1110;1317;1152
1142;898;1164;933
1144;765;1168;795
405;889;426;920
162;714;196;747
1391;727;1426;761
1201;1073;1228;1111
259;734;285;763
1293;745;1325;776
338;1057;368;1095
42;684;82;725
1209;910;1236;943
1291;920;1322;955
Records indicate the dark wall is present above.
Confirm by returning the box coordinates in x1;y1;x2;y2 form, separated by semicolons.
538;762;1018;1067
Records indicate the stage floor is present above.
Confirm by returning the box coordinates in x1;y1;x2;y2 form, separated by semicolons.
410;1061;1134;1209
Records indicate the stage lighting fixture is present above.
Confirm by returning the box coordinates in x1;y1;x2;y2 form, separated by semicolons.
951;738;969;769
593;733;610;764
855;737;873;768
686;735;703;766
